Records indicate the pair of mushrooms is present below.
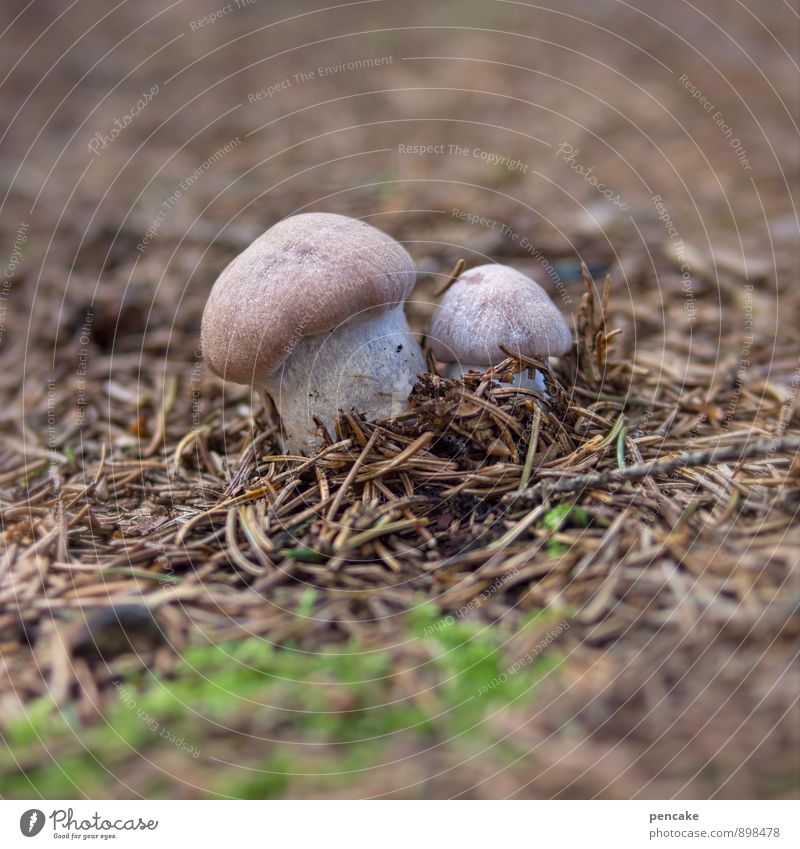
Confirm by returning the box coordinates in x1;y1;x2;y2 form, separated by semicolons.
202;212;571;453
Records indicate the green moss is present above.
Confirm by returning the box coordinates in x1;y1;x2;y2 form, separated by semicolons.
539;504;591;556
540;504;590;532
1;606;567;798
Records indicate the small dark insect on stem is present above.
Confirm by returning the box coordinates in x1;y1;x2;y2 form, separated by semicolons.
506;436;800;505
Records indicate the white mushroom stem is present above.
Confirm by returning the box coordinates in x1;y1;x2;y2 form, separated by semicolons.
263;305;425;453
443;362;547;393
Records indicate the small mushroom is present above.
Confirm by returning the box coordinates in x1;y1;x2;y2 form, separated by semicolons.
429;263;572;391
202;212;426;453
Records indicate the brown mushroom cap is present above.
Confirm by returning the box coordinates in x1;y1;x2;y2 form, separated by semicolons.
429;264;572;363
201;212;416;384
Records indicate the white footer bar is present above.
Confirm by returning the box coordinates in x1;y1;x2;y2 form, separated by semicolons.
1;799;797;848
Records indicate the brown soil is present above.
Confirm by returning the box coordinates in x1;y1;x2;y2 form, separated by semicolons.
0;0;798;799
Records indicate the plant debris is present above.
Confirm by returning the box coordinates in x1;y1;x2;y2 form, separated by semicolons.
0;0;797;799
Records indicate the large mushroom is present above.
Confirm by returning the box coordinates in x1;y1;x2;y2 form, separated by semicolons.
429;263;572;391
202;212;426;453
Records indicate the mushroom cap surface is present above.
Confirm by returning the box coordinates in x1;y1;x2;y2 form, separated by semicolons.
429;264;572;364
201;212;416;384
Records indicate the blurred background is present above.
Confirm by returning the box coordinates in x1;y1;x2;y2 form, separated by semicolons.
2;0;796;360
0;0;797;800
